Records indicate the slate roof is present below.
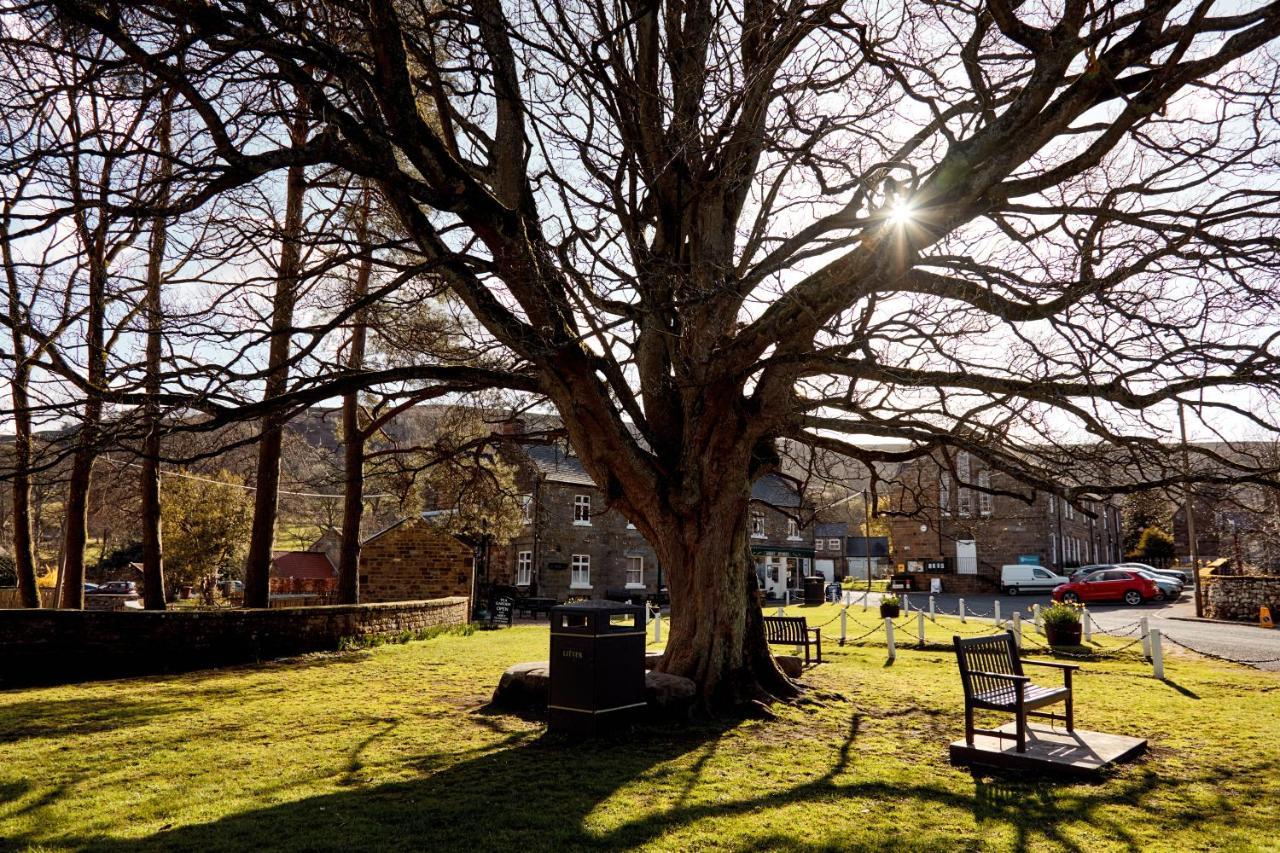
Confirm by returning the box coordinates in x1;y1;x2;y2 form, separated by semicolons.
523;443;597;487
269;551;337;579
750;473;803;508
815;521;848;538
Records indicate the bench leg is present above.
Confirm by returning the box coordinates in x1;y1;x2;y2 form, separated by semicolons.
1065;671;1075;732
964;704;975;747
1016;708;1027;753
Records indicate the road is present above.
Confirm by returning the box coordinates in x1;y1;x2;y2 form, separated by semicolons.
841;588;1280;671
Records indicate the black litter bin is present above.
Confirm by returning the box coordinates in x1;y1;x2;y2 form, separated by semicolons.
803;575;826;606
548;599;646;735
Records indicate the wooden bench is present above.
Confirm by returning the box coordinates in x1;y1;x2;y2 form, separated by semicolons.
953;631;1079;753
514;597;559;619
763;615;822;664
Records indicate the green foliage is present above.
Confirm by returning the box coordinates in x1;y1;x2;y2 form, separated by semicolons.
1042;600;1083;626
1121;491;1173;553
1130;525;1176;567
95;542;144;577
337;623;475;651
880;594;899;607
0;553;15;588
160;469;255;586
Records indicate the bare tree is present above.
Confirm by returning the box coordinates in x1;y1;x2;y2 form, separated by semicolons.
18;0;1280;706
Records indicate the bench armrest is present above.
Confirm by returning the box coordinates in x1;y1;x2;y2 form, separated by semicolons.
968;670;1030;683
1021;659;1080;671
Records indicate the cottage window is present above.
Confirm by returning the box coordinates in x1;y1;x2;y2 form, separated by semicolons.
828;538;841;551
573;494;591;525
516;551;532;586
1048;493;1057;515
751;512;765;538
939;475;952;516
571;554;591;588
520;495;533;524
787;518;801;540
626;555;644;588
1050;532;1058;565
957;486;972;517
978;471;992;516
1065;501;1074;521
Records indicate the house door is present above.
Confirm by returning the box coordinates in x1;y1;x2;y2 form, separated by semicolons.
956;540;978;575
762;556;788;597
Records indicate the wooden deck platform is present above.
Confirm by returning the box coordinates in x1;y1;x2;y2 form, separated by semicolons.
949;723;1147;777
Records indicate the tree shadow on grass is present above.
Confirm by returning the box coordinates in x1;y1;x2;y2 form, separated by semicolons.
26;710;1274;853
0;697;184;744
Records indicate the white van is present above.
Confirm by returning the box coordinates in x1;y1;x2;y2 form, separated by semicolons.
1000;564;1069;595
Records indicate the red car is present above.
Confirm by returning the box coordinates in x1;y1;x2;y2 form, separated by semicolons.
1052;569;1158;606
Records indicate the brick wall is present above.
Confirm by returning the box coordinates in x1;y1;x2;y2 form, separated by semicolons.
1203;575;1280;622
0;597;468;687
359;518;475;605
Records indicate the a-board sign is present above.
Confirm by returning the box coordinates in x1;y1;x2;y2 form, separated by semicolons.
490;595;514;628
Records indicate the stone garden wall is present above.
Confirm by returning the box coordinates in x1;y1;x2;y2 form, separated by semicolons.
0;596;468;687
1203;575;1280;622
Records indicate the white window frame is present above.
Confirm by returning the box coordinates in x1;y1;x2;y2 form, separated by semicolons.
751;512;766;538
1048;494;1057;515
939;474;952;516
978;471;992;516
1050;531;1058;564
570;554;591;588
957;486;972;518
625;555;644;589
520;495;533;524
573;494;592;526
1065;501;1074;521
787;517;801;540
828;538;842;551
516;551;532;586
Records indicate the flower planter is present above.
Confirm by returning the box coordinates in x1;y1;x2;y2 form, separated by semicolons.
879;603;900;619
1044;622;1082;646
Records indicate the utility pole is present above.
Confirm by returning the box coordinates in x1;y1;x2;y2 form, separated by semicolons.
1179;402;1203;617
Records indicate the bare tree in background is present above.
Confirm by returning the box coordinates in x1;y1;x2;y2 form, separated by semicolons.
12;0;1280;705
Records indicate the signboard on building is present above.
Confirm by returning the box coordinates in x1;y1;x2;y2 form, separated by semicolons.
1018;554;1040;565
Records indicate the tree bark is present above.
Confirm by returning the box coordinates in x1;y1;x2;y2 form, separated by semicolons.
139;90;173;611
652;489;797;711
243;113;307;609
3;205;40;608
336;191;373;605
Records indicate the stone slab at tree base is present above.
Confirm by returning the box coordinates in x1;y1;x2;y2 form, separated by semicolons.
949;723;1147;778
491;661;696;723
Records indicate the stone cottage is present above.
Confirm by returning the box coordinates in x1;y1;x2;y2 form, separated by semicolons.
357;513;477;605
879;452;1123;592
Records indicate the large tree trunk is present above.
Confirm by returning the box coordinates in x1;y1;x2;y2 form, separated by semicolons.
653;493;797;711
243;114;307;609
139;91;173;611
336;191;373;605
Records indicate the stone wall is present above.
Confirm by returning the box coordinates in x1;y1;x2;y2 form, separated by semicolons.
0;596;468;687
359;518;475;605
1203;575;1280;622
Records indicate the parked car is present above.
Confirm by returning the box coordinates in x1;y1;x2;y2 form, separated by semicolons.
82;582;100;594
1000;564;1071;595
1052;569;1158;606
1119;562;1189;586
90;581;138;596
1129;568;1182;601
1070;563;1118;583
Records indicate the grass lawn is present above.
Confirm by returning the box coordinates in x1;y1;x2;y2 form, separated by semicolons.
1;604;1278;852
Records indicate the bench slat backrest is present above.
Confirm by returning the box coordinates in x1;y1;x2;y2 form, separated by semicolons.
763;616;808;643
953;632;1023;699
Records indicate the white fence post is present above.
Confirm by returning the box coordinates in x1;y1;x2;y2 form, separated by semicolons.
862;591;869;612
840;607;848;646
784;589;791;607
959;598;967;623
1151;628;1164;679
885;618;896;662
1140;617;1151;659
1083;608;1092;643
1033;603;1042;633
918;611;926;648
903;594;910;614
776;605;785;618
1011;612;1022;650
994;600;1002;626
653;608;663;643
929;595;936;619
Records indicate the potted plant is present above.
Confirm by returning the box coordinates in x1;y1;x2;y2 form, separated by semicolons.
879;594;900;619
1042;601;1084;646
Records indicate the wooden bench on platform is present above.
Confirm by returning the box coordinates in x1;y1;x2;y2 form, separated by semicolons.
953;631;1078;753
763;615;822;664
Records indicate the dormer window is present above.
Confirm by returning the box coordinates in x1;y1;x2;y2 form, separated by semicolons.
573;494;591;525
787;518;801;540
751;512;765;538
